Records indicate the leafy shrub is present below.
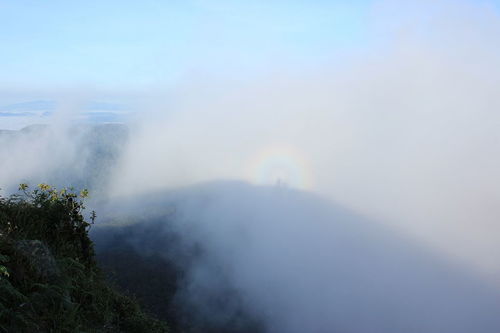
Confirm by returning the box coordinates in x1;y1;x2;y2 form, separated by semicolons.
0;184;169;332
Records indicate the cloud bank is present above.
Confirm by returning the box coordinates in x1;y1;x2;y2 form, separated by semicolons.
106;0;500;282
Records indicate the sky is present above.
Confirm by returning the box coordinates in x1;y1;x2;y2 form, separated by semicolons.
0;0;372;89
1;0;499;121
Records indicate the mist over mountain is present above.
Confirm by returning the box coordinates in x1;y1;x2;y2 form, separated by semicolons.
3;122;498;332
92;181;500;333
2;0;500;331
0;123;128;194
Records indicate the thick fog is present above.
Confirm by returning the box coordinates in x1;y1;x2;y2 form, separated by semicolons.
108;0;500;282
95;181;500;333
1;0;500;332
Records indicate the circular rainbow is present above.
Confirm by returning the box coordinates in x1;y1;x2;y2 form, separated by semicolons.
245;144;314;190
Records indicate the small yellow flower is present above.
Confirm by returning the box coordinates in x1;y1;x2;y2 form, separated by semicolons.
38;184;51;191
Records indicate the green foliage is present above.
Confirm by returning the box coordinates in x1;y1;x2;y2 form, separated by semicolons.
2;183;95;266
0;184;169;333
0;255;9;278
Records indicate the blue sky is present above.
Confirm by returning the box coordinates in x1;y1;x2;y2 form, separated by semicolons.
1;0;499;124
0;1;370;89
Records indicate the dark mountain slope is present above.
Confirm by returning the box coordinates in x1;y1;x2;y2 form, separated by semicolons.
92;181;500;333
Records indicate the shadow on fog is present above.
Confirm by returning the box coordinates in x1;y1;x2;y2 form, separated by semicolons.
91;180;500;333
